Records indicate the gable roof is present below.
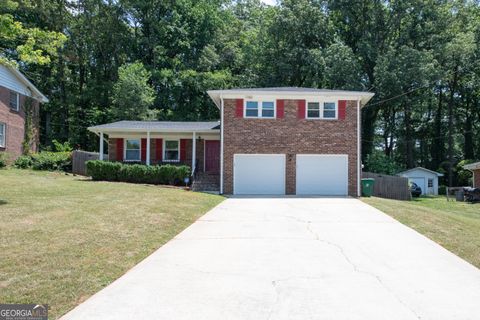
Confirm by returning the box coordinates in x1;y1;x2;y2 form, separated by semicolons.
397;167;444;177
463;161;480;171
0;64;48;103
207;87;375;108
88;121;220;133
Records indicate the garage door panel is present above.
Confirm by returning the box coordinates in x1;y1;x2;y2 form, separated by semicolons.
234;154;285;195
296;155;348;196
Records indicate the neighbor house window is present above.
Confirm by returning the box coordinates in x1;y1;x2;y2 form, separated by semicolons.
9;91;19;111
245;100;275;118
164;140;179;161
125;139;140;161
307;101;337;119
428;179;433;188
0;122;5;148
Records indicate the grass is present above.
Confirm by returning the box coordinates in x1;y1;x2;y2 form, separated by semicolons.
362;196;480;269
0;169;224;319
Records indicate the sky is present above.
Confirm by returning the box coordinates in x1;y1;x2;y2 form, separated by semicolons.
261;0;277;6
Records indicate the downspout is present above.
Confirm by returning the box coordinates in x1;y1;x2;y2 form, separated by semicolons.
220;94;224;194
357;99;361;197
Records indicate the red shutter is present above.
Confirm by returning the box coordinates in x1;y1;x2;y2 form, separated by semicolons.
297;100;306;119
141;138;147;162
155;138;163;162
235;99;244;118
116;138;124;161
277;99;284;118
338;100;347;120
180;139;188;162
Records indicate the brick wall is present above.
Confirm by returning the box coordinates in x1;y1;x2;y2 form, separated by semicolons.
474;170;480;188
0;86;40;160
108;137;205;171
222;99;359;196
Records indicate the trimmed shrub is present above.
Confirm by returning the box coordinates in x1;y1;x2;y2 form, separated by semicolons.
14;155;33;169
86;160;122;181
85;160;191;186
31;151;72;171
0;152;9;168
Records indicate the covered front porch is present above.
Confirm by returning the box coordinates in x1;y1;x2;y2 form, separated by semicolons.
88;121;221;183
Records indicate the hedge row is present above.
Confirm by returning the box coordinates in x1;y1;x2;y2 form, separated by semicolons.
14;152;72;171
86;160;191;185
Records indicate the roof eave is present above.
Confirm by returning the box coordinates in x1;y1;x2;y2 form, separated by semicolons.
207;89;375;108
88;127;220;134
7;66;49;103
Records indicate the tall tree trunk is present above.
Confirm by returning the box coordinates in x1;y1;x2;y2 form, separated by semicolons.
464;94;474;160
448;70;458;187
404;101;414;168
432;88;444;169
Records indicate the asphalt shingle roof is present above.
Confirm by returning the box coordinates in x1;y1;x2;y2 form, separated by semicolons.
89;121;220;132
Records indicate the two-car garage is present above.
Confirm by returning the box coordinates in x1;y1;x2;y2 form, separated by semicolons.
233;154;349;196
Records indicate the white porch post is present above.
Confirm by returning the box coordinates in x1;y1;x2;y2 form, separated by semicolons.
99;132;104;160
146;131;151;165
192;132;196;171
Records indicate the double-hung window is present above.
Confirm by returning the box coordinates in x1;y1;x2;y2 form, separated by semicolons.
245;100;275;118
9;91;19;112
164;140;179;161
0;122;5;148
307;101;337;119
125;139;140;161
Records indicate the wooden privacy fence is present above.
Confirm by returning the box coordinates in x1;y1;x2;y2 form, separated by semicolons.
72;150;107;176
362;172;411;201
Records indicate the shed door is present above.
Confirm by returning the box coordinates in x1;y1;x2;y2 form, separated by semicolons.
296;155;348;196
234;154;285;195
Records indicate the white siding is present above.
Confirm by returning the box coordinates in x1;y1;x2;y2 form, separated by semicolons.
399;168;440;195
0;65;31;96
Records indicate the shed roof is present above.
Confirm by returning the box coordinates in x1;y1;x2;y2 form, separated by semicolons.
397;167;444;177
88;121;220;133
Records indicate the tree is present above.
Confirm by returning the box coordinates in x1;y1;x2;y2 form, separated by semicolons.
0;0;66;66
111;62;155;120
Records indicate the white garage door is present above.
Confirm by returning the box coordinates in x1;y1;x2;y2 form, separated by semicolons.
234;154;285;195
296;155;348;195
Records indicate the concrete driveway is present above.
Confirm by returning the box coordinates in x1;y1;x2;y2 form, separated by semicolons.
62;198;480;320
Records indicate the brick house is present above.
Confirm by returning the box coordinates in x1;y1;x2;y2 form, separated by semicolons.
0;64;48;159
88;88;374;196
463;162;480;188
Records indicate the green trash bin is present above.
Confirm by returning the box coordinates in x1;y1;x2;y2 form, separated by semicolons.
361;178;375;197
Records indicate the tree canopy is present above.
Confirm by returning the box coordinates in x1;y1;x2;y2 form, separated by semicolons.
1;0;480;186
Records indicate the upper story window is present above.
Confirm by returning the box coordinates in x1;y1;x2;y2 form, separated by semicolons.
0;122;5;148
9;91;19;112
164;140;179;161
125;139;140;161
307;101;337;120
245;100;275;119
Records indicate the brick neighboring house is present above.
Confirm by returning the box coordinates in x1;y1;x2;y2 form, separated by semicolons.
88;88;374;196
0;64;48;160
463;162;480;188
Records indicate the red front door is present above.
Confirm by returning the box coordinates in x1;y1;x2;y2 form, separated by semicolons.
205;140;220;173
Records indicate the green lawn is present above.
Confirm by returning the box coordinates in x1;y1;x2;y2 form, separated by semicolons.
0;169;224;319
362;196;480;268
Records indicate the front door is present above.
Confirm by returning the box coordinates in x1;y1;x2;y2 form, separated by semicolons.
205;140;220;173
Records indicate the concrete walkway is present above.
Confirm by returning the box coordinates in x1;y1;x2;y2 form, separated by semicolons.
62;198;480;320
